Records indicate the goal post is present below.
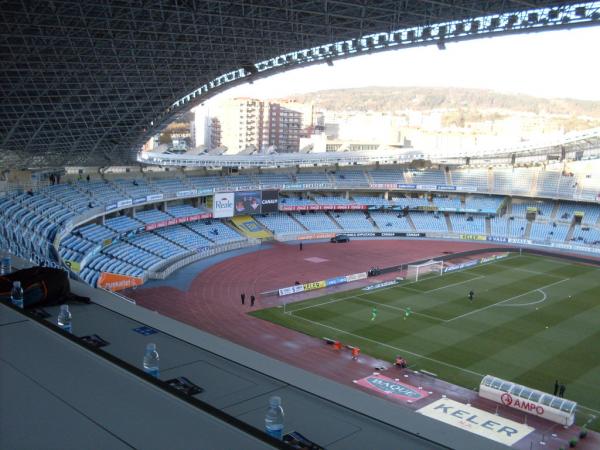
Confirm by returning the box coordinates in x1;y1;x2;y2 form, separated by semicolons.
406;260;443;282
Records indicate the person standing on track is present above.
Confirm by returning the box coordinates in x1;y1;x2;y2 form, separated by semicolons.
250;295;255;307
241;292;245;305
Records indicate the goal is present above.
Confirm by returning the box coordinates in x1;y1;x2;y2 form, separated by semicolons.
406;260;443;282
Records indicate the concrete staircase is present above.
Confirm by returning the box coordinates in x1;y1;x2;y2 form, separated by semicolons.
445;214;454;233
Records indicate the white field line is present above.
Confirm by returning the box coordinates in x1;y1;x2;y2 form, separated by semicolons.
444;278;570;323
496;289;547;307
288;312;485;378
493;263;565;279
289;256;517;314
351;296;445;322
422;275;485;293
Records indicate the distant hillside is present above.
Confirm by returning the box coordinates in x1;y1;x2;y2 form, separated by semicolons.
284;87;600;118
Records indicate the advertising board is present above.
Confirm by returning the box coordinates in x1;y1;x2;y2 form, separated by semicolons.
417;399;534;446
213;192;234;218
261;190;279;213
97;272;144;291
234;191;262;215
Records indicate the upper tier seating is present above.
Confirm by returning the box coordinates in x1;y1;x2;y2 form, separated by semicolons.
512;201;553;218
314;196;352;205
556;202;600;225
529;221;569;242
166;204;205;218
135;209;172;224
351;196;391;207
571;225;600;246
493;168;535;195
409;170;446;185
333;170;369;187
451;169;488;190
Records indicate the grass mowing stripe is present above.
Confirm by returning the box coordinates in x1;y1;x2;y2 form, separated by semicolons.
288;310;485;378
350;296;446;323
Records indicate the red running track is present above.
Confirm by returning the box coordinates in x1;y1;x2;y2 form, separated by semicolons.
125;239;598;449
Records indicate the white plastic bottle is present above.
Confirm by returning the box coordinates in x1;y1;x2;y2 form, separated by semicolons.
265;396;284;440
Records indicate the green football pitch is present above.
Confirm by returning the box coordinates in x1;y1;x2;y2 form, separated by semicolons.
251;254;600;429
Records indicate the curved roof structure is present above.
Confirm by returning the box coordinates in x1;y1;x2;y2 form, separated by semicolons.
1;1;599;168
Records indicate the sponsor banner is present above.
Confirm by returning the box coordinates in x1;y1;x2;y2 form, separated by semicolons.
176;189;197;198
144;212;213;231
362;280;398;291
416;184;437;191
397;183;417;189
456;185;478;192
297;233;336;240
417;399;533;446
97;272;144;292
105;203;117;212
443;259;478;273
487;235;508;243
404;232;426;237
370;183;398;189
461;234;486;241
346;272;368;282
146;193;164;202
279;204;367;212
278;284;305;297
213;192;234;218
508;238;532;246
303;280;326;292
436;185;456;191
133;197;146;205
117;198;132;208
325;275;348;287
355;374;430;402
63;259;80;273
261;190;279;213
234;191;262;215
196;188;214;196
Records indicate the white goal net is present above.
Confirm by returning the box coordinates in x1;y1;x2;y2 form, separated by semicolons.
406;260;443;282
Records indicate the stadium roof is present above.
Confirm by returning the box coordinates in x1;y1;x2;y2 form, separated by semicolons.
1;1;599;168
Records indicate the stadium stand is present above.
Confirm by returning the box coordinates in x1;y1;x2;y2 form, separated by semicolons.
410;212;448;232
254;213;306;235
449;214;486;234
529;221;570;242
330;211;375;231
369;211;414;232
292;211;340;231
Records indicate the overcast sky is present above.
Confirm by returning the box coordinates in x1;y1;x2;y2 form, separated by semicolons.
202;26;600;107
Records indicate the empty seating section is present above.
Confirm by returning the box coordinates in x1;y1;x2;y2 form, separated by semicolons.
75;180;123;205
334;170;369;187
530;222;569;242
186;220;244;244
449;214;485;234
255;213;305;234
330;211;374;231
128;233;186;259
76;224;116;243
556;203;600;224
294;172;331;185
227;174;255;189
410;212;448;232
113;178;153;199
314;196;352;205
512;201;553;218
135;209;171;224
257;173;292;186
432;196;461;210
451;169;488;190
105;216;142;233
535;171;561;197
292;212;339;231
490;218;527;238
351;196;390;207
279;197;316;206
102;241;162;269
410;170;446;185
370;211;413;231
187;175;227;191
155;225;212;250
391;197;429;208
59;235;97;262
166;204;205;218
369;169;406;184
578;174;600;201
493;168;534;195
151;178;189;194
464;196;503;213
571;225;600;245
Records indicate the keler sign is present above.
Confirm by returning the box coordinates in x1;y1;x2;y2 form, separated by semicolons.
417;399;533;446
